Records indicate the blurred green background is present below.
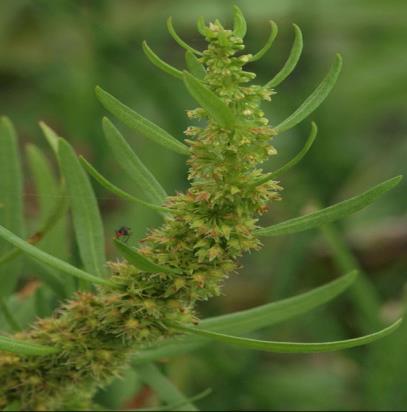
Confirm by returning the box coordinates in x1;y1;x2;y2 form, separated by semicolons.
0;0;406;410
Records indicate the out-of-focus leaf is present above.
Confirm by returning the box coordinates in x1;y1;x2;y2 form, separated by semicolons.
96;86;189;155
142;41;183;80
0;297;21;331
266;24;303;87
275;54;343;133
57;138;106;278
136;363;198;412
101;117;167;205
167;17;202;55
0;224;114;287
183;71;235;128
80;156;170;215
250;20;278;62
114;240;181;275
0;335;58;356
0;117;24;296
175;318;402;353
256;176;402;237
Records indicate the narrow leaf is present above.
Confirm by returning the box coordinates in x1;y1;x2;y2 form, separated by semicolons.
183;71;235;128
142;41;183;80
0;224;114;287
185;51;206;79
133;270;358;363
250;20;278;62
80;156;170;215
0;117;24;296
255;122;318;185
256;176;402;237
266;24;303;88
114;240;181;275
136;363;198;412
57;138;106;277
232;5;247;38
175;318;402;353
200;270;358;333
0;335;59;356
167;17;202;55
101;117;167;205
96;86;188;155
275;54;343;133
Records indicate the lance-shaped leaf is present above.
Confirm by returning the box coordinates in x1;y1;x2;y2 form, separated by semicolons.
39;121;59;155
183;71;236;128
0;117;24;296
256;176;402;237
0;335;59;356
102;117;167;205
142;41;183;80
167;16;202;55
57;138;107;278
266;24;303;88
256;122;318;186
0;224;114;287
133;270;358;363
275;54;343;133
185;51;206;79
232;5;247;38
114;239;181;275
80;156;170;215
250;20;278;62
175;318;402;353
96;86;189;155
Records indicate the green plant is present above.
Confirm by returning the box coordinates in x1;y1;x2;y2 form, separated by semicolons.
0;6;402;410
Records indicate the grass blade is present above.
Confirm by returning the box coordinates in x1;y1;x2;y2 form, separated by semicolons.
57;138;107;278
114;240;181;274
183;71;235;128
102;117;167;204
96;86;188;155
275;54;343;133
0;224;114;287
266;24;303;88
256;176;402;237
250;20;278;62
142;41;183;80
185;51;206;79
232;5;247;38
133;270;358;362
0;117;25;296
167;17;202;55
0;335;59;356
256;122;318;185
136;363;198;412
80;156;170;215
176;318;402;353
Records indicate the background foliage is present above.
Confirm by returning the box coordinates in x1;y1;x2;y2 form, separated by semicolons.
0;0;406;410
